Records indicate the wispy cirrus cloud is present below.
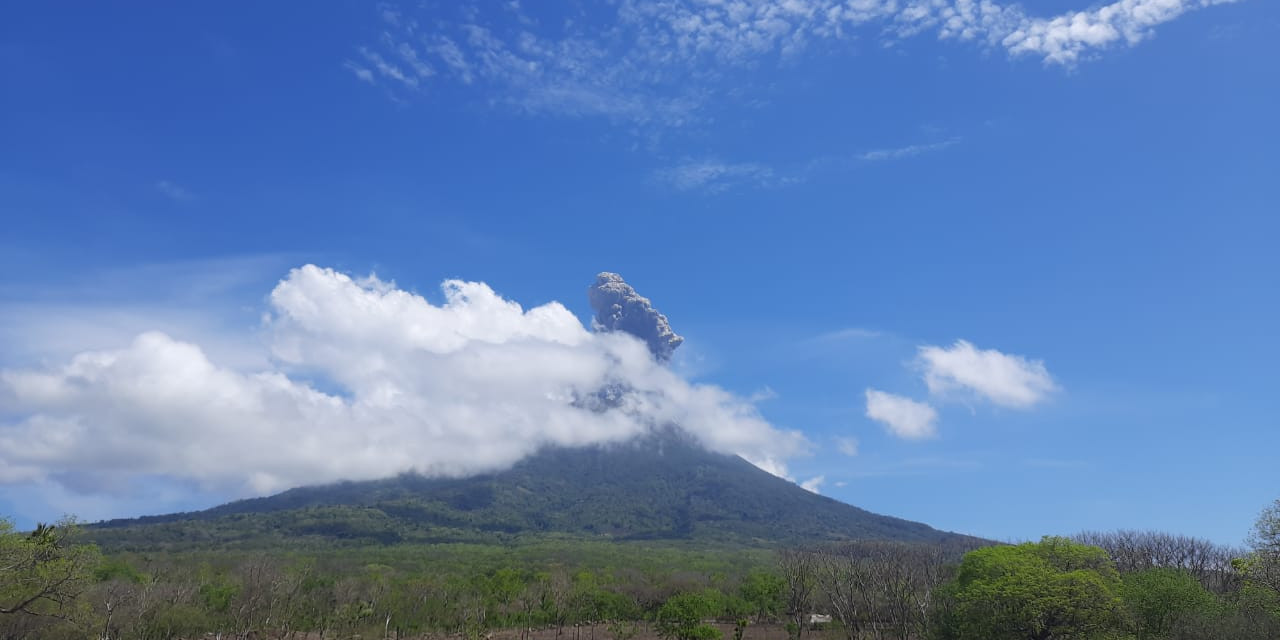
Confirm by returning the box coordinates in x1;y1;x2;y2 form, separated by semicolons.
348;0;1243;124
655;135;960;193
155;180;194;201
835;436;860;457
860;138;961;162
653;160;781;193
811;327;885;343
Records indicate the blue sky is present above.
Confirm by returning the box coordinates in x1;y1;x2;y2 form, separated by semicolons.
1;1;1277;545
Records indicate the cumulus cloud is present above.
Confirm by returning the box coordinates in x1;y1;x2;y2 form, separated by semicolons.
917;340;1057;408
351;0;1241;121
865;389;939;440
0;265;806;498
800;475;826;494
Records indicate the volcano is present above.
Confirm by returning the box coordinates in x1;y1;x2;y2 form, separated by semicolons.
88;429;973;551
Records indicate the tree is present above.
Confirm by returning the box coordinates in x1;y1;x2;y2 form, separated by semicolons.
778;549;817;640
814;543;875;640
1119;568;1220;640
655;591;722;640
934;537;1124;640
1234;499;1280;625
1074;530;1244;594
0;518;100;619
739;570;785;623
1246;499;1280;593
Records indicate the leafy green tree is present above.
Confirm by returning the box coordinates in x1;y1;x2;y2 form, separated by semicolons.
1228;499;1280;630
656;591;723;640
0;518;99;619
739;570;785;622
1245;499;1280;594
934;537;1124;640
1120;568;1220;639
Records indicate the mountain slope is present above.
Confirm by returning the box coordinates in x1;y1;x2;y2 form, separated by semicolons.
89;431;970;551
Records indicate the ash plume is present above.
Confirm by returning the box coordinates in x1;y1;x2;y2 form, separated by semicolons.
588;273;684;362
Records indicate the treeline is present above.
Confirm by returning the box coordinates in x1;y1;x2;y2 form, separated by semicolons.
5;499;1280;639
5;528;779;640
783;533;1278;640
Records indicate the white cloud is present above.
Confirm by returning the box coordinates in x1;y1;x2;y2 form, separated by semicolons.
358;46;418;89
835;436;860;457
344;61;376;84
654;137;960;194
0;265;807;499
997;0;1242;65
865;389;938;440
917;340;1057;408
809;327;883;343
155;180;193;201
860;138;960;162
350;0;1241;121
800;475;825;493
654;161;779;193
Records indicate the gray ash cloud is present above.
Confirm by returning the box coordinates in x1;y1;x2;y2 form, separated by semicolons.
587;273;684;362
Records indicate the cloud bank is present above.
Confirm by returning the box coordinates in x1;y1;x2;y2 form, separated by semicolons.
0;265;806;498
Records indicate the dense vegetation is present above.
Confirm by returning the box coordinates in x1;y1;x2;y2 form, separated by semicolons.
5;498;1280;639
87;434;965;551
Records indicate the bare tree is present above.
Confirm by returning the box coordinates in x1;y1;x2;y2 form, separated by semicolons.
805;541;952;640
814;543;876;640
1073;530;1244;593
778;548;818;640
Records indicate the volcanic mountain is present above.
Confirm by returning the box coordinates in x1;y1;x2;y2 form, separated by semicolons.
88;429;972;551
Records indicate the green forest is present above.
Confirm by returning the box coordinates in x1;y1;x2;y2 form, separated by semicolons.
4;499;1279;640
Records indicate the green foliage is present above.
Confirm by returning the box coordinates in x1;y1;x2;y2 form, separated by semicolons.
1120;568;1220;639
1240;499;1280;612
656;591;724;640
91;556;146;584
0;517;100;619
198;578;239;614
10;507;1280;640
934;537;1124;640
739;569;785;621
